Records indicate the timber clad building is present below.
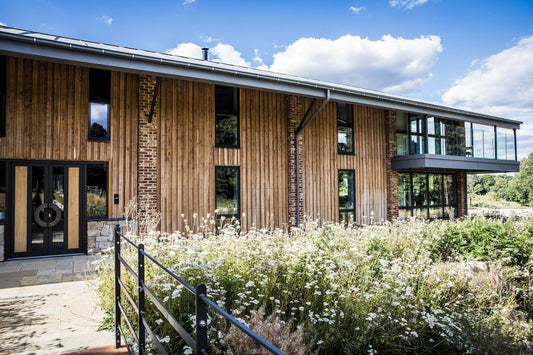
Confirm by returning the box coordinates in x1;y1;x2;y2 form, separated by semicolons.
0;27;521;260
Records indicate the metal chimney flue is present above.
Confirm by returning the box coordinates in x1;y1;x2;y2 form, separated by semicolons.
201;47;209;60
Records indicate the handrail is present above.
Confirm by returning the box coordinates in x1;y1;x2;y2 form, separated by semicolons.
114;223;285;355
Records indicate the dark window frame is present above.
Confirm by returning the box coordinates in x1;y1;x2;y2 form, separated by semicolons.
337;103;355;155
338;169;356;224
0;55;6;138
86;162;109;220
215;165;240;221
88;68;111;142
215;85;240;149
398;172;457;219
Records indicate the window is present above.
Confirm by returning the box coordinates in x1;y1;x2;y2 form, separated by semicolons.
89;68;111;141
409;114;426;154
215;85;239;148
0;161;5;220
0;55;6;138
87;163;108;218
338;170;355;224
215;166;240;223
398;173;457;219
337;103;354;154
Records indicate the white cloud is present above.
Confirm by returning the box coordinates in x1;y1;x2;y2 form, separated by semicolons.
211;43;251;67
349;6;365;14
201;36;218;43
166;42;250;66
99;15;113;25
389;0;429;10
442;35;533;158
183;0;196;4
166;42;203;59
0;21;5;26
269;34;442;94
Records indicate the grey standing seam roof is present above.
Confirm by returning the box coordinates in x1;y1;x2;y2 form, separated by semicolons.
0;26;521;129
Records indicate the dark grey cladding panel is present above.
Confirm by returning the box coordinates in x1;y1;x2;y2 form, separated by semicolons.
391;154;520;173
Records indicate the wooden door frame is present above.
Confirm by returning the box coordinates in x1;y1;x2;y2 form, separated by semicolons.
5;159;88;259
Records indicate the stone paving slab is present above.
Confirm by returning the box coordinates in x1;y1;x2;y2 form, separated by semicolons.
0;255;115;355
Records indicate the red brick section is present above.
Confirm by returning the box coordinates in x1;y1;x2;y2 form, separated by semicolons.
456;172;467;217
137;75;159;225
287;95;305;228
385;110;399;221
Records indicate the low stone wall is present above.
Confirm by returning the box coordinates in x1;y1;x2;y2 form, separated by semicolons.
87;220;127;254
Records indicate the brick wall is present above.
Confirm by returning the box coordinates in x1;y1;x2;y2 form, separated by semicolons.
457;172;467;217
138;75;159;232
287;96;305;228
385;110;399;221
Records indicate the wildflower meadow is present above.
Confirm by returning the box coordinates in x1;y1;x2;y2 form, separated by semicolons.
95;216;533;354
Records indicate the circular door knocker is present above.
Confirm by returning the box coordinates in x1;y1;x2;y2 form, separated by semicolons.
34;203;62;228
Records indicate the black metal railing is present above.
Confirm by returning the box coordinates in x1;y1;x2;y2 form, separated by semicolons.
114;224;284;355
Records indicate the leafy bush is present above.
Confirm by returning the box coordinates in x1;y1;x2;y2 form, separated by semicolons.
95;217;533;354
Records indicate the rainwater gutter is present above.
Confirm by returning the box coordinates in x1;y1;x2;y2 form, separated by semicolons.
295;89;330;227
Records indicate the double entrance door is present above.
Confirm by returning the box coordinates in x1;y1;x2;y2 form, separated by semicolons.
10;161;84;257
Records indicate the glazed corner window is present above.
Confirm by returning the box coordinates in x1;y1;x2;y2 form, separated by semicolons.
0;161;5;220
337;103;354;154
338;170;355;224
86;163;108;219
215;166;240;220
215;85;239;148
89;68;111;141
0;55;6;138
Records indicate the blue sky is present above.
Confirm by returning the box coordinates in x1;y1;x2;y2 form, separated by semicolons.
1;0;533;158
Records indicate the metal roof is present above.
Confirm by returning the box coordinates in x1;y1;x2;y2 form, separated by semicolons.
0;25;521;129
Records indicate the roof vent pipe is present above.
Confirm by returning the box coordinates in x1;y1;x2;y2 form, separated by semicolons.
202;47;209;60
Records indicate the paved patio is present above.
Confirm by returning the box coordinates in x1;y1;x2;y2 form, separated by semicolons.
0;255;123;354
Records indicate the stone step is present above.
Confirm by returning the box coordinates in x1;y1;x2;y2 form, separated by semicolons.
63;345;129;355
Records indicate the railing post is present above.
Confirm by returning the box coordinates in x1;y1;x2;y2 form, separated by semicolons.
196;283;208;354
114;223;121;349
138;244;146;355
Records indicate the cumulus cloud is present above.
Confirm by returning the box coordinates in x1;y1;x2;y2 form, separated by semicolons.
166;42;251;66
183;0;196;4
389;0;429;10
0;21;5;26
442;35;533;157
349;6;365;14
99;15;113;25
269;34;442;94
166;42;204;59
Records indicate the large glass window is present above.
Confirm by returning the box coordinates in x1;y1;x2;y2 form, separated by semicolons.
396;111;514;160
215;166;240;221
398;173;457;219
0;161;5;220
497;127;516;160
337;103;354;154
338;170;355;224
0;55;6;138
87;163;108;219
215;85;239;148
89;68;110;141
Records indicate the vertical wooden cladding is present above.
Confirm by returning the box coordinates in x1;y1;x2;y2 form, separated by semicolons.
301;102;387;224
158;82;288;232
0;56;138;218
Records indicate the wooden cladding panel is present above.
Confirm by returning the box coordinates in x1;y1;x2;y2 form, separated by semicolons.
14;166;28;253
68;167;80;249
301;102;387;224
0;56;138;218
158;82;288;232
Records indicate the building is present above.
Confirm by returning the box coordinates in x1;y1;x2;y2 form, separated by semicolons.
0;26;520;260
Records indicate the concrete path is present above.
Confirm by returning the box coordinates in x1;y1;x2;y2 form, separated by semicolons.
0;255;119;355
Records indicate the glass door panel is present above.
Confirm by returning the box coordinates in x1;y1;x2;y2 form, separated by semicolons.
51;166;65;250
31;166;46;251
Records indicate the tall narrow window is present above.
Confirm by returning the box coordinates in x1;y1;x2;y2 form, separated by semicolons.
0;55;6;138
409;114;425;154
0;161;5;220
215;166;240;222
215;85;239;148
338;170;355;224
337;103;354;154
86;163;108;219
89;68;111;141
